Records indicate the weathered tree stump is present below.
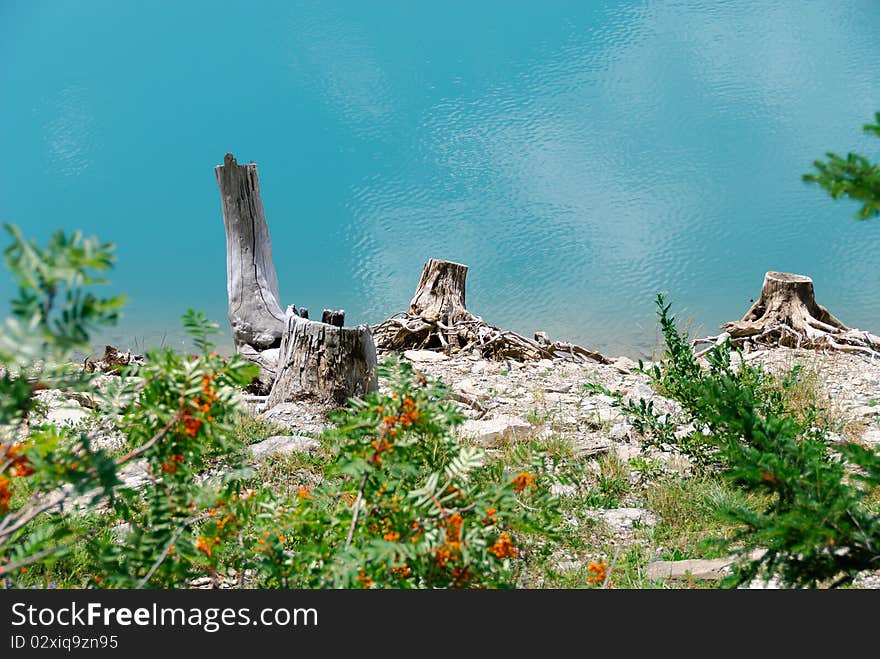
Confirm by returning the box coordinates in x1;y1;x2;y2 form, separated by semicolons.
215;153;285;351
268;307;378;406
696;271;880;357
322;309;346;328
216;154;380;398
215;153;287;392
83;345;145;375
372;258;610;363
409;259;470;324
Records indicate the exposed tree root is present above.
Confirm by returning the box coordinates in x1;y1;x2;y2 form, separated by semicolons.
693;271;880;358
372;259;611;364
83;345;145;375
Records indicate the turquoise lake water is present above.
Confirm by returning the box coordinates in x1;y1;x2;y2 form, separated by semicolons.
2;1;880;357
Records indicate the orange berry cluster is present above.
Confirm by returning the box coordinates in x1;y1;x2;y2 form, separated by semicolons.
368;438;393;466
487;532;516;559
379;396;421;438
0;476;10;513
181;373;218;439
587;560;609;584
450;566;472;587
196;502;239;559
196;536;219;558
512;472;537;492
0;444;35;512
160;453;185;474
435;512;464;567
255;530;285;556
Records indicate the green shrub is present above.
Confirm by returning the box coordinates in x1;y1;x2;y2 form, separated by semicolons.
248;358;563;588
1;225;563;589
627;294;880;587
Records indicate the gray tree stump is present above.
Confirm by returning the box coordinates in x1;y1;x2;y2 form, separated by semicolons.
703;271;880;357
721;271;847;342
268;307;378;406
372;258;612;363
408;258;470;325
215;153;285;351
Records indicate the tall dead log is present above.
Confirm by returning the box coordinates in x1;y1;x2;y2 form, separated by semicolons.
372;258;610;363
268;307;378;406
215;153;285;351
695;271;880;357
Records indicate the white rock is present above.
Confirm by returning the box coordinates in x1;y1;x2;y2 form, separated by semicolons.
575;438;613;457
860;429;880;446
248;435;321;458
261;403;327;435
454;378;483;396
550;483;578;498
403;349;448;363
674;424;695;440
659;453;693;474
742;575;783;589
588;507;657;529
614;444;641;462
624;383;655;404
850;405;878;419
46;403;90;428
609;422;632;439
646;557;734;581
118;460;150;489
612;356;638;374
595;407;622;424
112;522;132;543
458;415;533;447
471;361;489;374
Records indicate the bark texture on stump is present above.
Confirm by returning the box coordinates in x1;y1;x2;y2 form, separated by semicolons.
408;259;470;324
83;345;145;375
215;153;285;351
268;307;378;407
696;271;880;357
734;272;846;332
372;258;610;363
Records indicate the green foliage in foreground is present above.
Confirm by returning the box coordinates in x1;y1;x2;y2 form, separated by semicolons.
0;224;562;589
804;111;880;219
246;358;563;588
0;222;259;586
621;295;880;587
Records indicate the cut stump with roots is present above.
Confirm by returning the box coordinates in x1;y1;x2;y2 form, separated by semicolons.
695;271;880;358
372;258;610;364
83;345;145;375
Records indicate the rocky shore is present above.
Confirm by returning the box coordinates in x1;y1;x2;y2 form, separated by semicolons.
32;343;880;588
244;346;880;455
